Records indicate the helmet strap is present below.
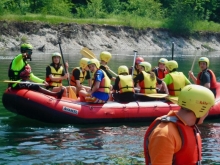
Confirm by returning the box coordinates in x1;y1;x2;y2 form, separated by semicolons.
195;118;200;125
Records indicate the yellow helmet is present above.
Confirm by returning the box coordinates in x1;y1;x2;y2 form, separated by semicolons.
80;58;90;69
165;60;178;71
118;65;129;75
158;58;168;64
52;52;61;58
178;84;215;118
198;57;209;67
100;51;112;63
88;59;100;68
139;62;152;72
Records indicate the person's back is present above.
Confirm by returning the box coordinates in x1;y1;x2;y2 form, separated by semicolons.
144;84;215;165
112;65;136;103
164;60;191;96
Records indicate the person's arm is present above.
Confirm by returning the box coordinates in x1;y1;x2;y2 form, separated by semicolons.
113;76;120;91
188;71;197;84
148;123;181;165
162;81;169;94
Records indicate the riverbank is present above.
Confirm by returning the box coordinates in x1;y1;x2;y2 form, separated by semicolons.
0;21;220;52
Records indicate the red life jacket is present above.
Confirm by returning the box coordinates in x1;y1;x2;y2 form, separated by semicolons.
144;113;202;165
197;69;217;89
153;67;168;79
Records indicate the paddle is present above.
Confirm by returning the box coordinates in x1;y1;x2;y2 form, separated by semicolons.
131;50;137;78
167;96;178;104
80;47;118;76
58;37;77;100
3;80;45;86
188;53;197;79
135;93;168;98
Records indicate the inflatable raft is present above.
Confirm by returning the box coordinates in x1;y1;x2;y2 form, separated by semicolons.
2;83;220;124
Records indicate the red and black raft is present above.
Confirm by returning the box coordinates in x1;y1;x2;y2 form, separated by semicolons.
2;83;220;124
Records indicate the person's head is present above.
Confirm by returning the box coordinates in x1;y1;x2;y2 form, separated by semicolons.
118;65;129;75
20;43;33;60
178;84;215;124
80;58;90;70
165;60;178;72
135;57;144;69
100;51;112;64
87;59;100;73
158;58;168;70
139;62;152;72
52;52;61;64
198;57;209;71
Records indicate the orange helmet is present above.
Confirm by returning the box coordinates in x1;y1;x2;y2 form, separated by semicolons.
135;57;144;64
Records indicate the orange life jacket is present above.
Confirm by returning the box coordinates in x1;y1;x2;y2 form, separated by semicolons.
197;69;217;89
91;69;111;93
144;112;202;165
70;67;87;86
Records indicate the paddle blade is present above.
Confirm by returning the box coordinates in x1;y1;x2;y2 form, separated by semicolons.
68;87;77;100
80;47;96;59
167;96;178;104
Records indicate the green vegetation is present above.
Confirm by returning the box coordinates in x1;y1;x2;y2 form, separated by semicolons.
0;0;220;35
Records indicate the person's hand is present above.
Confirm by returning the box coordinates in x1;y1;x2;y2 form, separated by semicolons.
65;61;69;69
188;71;194;78
104;65;109;70
43;81;49;87
63;73;69;80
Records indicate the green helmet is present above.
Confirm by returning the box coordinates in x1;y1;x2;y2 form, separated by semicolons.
80;58;90;69
198;57;209;67
165;60;178;71
158;58;168;64
88;59;100;68
118;65;129;75
20;43;33;53
139;62;152;72
100;51;112;63
52;52;61;58
178;84;215;118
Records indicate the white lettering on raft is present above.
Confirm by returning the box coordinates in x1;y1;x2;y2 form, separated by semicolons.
63;106;78;115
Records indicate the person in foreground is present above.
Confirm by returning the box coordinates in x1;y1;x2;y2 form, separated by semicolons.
79;59;111;103
188;57;217;97
8;43;64;99
112;65;136;103
144;84;215;165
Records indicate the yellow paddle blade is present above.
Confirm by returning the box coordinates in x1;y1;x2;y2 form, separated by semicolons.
136;93;168;98
68;87;77;100
80;47;96;59
167;96;178;104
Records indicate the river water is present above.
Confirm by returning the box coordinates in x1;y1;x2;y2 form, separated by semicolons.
0;49;220;164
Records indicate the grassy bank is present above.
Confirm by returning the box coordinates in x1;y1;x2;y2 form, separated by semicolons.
1;14;220;32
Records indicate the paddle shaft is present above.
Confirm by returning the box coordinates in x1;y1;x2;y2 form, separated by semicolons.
188;54;197;79
58;41;70;86
131;50;137;78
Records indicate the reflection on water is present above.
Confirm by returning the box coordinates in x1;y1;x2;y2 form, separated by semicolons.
0;50;220;164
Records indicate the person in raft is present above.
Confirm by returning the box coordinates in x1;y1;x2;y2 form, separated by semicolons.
45;52;74;97
99;51;116;81
112;65;136;103
163;60;191;96
8;43;64;99
144;84;215;165
79;59;111;103
152;58;168;92
188;57;217;97
70;57;92;95
133;62;169;101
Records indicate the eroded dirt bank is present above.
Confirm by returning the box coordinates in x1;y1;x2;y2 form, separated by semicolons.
0;21;220;52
